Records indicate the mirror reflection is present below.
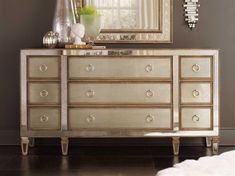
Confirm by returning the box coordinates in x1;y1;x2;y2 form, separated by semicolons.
83;0;161;32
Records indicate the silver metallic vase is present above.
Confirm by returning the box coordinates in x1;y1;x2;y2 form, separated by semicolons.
53;0;77;47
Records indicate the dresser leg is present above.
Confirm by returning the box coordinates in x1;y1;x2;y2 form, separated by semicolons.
29;138;35;147
21;137;29;155
172;137;180;156
173;156;179;165
61;137;69;156
206;137;212;147
212;137;219;155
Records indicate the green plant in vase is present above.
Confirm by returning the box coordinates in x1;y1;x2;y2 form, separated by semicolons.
79;6;103;45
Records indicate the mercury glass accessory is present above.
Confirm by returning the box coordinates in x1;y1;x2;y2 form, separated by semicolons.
43;31;59;48
53;0;77;46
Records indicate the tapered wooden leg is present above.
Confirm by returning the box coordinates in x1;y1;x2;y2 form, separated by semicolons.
29;138;35;147
212;137;219;155
172;137;180;156
21;137;29;155
206;148;212;156
61;137;69;156
206;137;212;147
173;156;179;165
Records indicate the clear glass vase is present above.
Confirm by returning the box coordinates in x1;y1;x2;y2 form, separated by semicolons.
53;0;77;47
80;15;103;45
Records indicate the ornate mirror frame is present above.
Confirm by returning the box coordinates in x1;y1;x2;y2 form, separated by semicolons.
78;0;173;43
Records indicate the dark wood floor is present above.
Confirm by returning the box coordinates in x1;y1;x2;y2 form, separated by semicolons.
0;146;234;176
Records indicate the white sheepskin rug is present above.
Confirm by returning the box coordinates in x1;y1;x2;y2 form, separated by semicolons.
157;150;235;176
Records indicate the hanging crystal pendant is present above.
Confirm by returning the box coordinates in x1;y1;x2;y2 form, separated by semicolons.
52;0;78;47
183;0;200;30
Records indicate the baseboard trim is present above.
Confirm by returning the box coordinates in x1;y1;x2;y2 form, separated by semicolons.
0;129;234;146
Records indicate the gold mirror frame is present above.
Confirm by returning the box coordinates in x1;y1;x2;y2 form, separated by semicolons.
78;0;173;44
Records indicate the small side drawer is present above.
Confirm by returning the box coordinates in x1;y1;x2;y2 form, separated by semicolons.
180;57;212;79
181;83;212;104
28;108;61;130
180;107;212;130
68;57;172;79
69;108;172;130
69;83;172;104
28;83;60;105
28;57;60;79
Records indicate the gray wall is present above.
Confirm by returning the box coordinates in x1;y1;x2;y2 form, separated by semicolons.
0;0;235;145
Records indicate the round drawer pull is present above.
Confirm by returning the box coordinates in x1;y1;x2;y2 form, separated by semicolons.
145;64;153;72
192;64;200;72
40;90;49;97
39;64;48;72
192;115;200;122
87;115;95;123
40;115;49;123
86;89;95;98
192;89;200;97
146;90;154;98
146;114;154;123
86;64;95;72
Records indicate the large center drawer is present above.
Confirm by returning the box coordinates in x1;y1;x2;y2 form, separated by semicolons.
68;57;172;79
69;108;172;130
68;83;172;104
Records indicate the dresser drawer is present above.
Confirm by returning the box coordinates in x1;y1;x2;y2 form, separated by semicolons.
181;83;212;104
69;83;172;104
68;57;172;79
28;108;61;130
69;108;172;130
180;108;212;130
28;57;60;79
28;83;60;104
180;57;212;79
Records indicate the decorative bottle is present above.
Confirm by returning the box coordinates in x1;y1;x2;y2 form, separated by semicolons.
53;0;77;47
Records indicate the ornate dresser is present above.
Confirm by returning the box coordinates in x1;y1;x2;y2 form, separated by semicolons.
20;49;219;155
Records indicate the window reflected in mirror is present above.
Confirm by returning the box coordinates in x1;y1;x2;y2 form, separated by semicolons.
84;0;161;32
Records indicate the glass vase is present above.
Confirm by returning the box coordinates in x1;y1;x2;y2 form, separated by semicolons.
80;15;103;45
53;0;77;47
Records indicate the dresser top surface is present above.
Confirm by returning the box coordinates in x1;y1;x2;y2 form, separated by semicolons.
21;48;219;57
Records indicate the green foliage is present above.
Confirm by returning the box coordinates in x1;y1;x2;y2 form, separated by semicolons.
79;6;99;15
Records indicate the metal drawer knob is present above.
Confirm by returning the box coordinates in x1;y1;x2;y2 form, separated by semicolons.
86;89;95;98
40;115;49;123
40;90;49;97
146;114;154;123
145;64;153;72
192;64;200;72
87;115;95;123
39;64;48;72
192;115;200;122
192;89;200;97
146;90;154;98
86;64;95;72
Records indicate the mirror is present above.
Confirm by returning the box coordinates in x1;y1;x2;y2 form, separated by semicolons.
79;0;173;43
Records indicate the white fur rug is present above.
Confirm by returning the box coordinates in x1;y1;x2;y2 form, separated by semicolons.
157;150;235;176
